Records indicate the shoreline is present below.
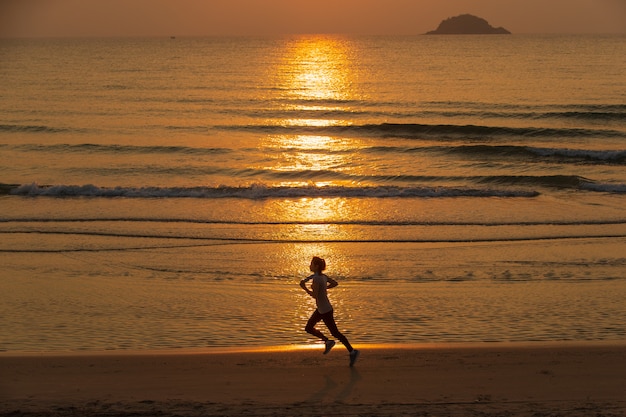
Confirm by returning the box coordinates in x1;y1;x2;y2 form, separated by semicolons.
2;342;624;417
2;339;626;357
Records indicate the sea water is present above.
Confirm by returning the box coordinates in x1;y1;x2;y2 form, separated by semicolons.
1;35;625;352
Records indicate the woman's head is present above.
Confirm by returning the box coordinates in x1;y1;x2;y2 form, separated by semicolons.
310;256;326;273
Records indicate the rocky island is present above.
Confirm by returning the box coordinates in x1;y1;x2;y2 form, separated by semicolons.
426;14;511;35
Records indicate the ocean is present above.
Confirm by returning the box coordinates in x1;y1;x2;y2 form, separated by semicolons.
1;35;625;352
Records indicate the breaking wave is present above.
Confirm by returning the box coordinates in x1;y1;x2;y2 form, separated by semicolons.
7;183;539;199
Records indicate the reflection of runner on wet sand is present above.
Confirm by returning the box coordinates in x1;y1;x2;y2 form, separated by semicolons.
306;369;362;403
300;256;360;367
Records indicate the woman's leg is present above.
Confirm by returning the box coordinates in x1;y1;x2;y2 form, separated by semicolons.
321;310;353;352
305;310;328;341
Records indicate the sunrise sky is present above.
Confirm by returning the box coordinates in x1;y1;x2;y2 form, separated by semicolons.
1;0;625;38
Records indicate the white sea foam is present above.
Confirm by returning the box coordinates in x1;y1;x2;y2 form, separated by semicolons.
10;183;540;198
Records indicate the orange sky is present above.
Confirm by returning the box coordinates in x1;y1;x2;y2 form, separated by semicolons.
1;0;625;37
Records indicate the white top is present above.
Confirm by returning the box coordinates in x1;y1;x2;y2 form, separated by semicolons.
311;273;333;314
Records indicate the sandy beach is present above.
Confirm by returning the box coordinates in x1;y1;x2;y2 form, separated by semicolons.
1;343;624;417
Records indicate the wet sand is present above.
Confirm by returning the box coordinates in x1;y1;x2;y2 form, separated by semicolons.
1;343;625;416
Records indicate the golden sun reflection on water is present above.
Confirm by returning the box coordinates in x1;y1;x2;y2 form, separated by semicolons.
262;134;358;188
261;36;369;252
279;35;357;104
263;36;365;187
269;197;354;242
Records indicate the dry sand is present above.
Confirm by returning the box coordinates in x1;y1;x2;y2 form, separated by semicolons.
1;343;624;416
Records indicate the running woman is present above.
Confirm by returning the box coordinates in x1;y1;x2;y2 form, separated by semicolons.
300;256;360;367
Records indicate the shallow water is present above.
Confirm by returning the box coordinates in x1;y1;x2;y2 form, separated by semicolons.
1;235;625;351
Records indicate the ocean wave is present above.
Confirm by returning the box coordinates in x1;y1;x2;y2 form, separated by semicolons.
0;124;71;134
449;145;626;164
423;101;626;112
296;104;625;123
7;183;539;199
223;122;623;139
474;175;591;189
540;104;626;121
580;182;626;194
5;175;625;198
532;111;626;121
10;142;625;165
528;147;626;163
3;230;626;250
369;144;626;164
470;176;626;194
214;98;626;124
3;217;625;227
14;143;233;155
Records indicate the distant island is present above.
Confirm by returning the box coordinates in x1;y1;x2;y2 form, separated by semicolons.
426;14;511;35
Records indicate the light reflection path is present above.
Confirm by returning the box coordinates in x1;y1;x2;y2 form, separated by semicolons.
259;36;373;251
277;35;358;104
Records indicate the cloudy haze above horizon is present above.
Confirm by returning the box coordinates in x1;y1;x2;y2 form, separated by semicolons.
1;0;625;38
